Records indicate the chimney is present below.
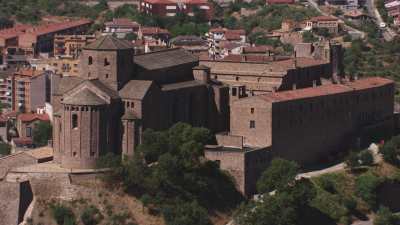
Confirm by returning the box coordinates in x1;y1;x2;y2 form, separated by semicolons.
292;83;297;90
313;80;317;88
193;65;210;83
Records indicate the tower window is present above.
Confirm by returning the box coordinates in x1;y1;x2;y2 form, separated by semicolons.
250;120;255;128
72;114;78;128
104;58;110;66
232;88;237;96
251;108;254;114
105;74;109;78
88;56;93;65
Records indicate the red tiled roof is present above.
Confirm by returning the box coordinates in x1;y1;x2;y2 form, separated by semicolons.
344;10;368;18
183;0;209;4
0;115;7;123
243;45;274;53
222;54;275;63
12;137;33;145
0;25;31;40
105;18;139;28
3;111;18;119
14;69;45;77
141;27;170;35
267;0;295;4
310;16;339;22
258;77;393;102
18;113;49;123
143;0;175;4
209;28;245;35
24;19;92;37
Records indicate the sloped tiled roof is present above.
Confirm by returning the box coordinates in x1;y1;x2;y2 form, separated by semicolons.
84;35;133;50
18;113;49;122
134;48;198;70
161;80;204;91
89;79;120;99
252;77;393;103
121;110;139;120
63;88;107;105
53;76;84;95
119;80;154;100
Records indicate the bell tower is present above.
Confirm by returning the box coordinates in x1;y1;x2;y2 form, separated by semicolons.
79;35;134;90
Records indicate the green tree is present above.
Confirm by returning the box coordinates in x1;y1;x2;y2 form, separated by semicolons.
302;31;317;43
163;201;212;225
355;172;382;208
33;121;52;147
380;135;400;165
81;205;103;225
257;158;299;193
235;181;316;225
374;207;400;225
0;142;11;156
50;203;76;225
125;33;137;41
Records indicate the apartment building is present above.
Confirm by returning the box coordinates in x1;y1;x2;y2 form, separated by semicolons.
53;34;96;58
139;0;213;20
305;16;340;34
10;69;50;113
103;18;140;38
18;19;92;56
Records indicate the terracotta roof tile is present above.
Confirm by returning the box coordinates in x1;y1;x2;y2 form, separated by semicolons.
119;80;154;100
63;88;107;106
24;19;92;37
134;48;197;70
267;0;295;4
141;27;170;35
12;137;33;145
18;113;50;122
310;16;339;22
243;45;274;53
104;18;139;28
84;35;133;50
0;25;31;40
257;77;393;102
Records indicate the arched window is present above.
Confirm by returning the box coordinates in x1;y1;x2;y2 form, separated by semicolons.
104;58;110;66
72;114;78;128
88;56;93;65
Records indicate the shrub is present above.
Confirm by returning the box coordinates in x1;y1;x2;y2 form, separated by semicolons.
257;158;299;193
380;135;400;165
346;150;374;169
33;121;52;147
0;142;11;156
359;150;374;166
355;172;382;208
50;203;75;225
81;205;103;225
162;201;212;225
374;206;400;225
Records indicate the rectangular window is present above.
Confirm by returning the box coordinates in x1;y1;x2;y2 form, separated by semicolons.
250;120;255;128
251;108;254;114
72;114;78;128
26;127;32;137
232;88;237;96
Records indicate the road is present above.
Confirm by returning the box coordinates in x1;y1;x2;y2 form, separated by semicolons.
365;0;397;41
305;0;366;38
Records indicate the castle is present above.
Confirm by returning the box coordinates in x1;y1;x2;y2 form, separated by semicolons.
52;35;229;169
51;35;395;196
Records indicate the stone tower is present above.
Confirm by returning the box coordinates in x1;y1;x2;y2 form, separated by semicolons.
55;87;109;169
80;35;135;90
